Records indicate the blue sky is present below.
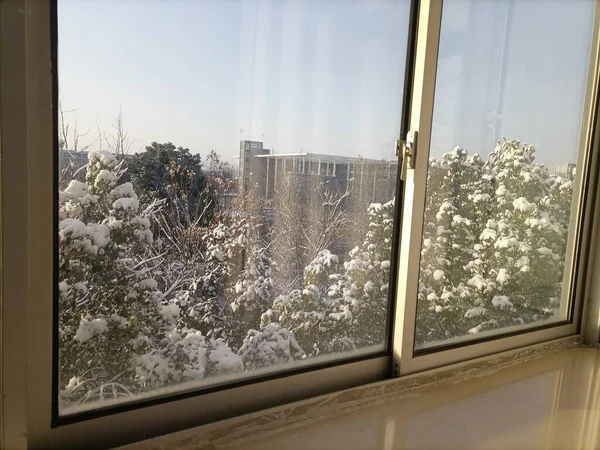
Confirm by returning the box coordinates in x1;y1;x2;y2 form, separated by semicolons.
58;0;594;167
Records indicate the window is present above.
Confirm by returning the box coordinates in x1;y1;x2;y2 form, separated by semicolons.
2;0;600;448
413;0;596;349
56;0;411;415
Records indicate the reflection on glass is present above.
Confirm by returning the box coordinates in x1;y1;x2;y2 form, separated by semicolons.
415;0;595;349
57;0;410;413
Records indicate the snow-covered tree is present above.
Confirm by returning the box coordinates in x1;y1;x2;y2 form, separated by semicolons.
263;250;354;357
329;200;395;348
58;151;242;406
238;323;304;370
415;140;574;345
58;136;575;402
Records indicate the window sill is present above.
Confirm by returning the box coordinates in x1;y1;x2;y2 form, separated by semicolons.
119;335;580;450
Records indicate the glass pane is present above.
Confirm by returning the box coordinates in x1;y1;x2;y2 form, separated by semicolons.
415;0;595;349
57;0;410;414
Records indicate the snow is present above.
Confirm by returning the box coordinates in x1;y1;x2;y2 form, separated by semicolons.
494;237;519;249
468;319;498;334
471;193;491;203
88;150;116;165
559;180;573;191
369;203;383;213
109;182;137;200
433;270;445;281
60;377;83;399
344;258;363;272
113;197;140;211
380;260;390;269
60;180;88;202
131;216;151;229
208;342;244;373
427;293;437;301
73;282;87;293
110;314;128;328
452;215;471;225
74;318;108;343
464;306;486;318
515;255;530;270
491;295;514;309
330;305;353;321
495;185;507;196
305;250;339;276
441;291;453;300
135;228;153;244
537;247;553;256
513;197;534;212
94;169;117;188
520;171;540;183
480;228;497;241
210;247;224;261
496;268;511;286
436;201;455;220
519;242;533;253
135;353;176;383
106;218;123;229
468;275;487;291
160;304;180;321
59;219;111;253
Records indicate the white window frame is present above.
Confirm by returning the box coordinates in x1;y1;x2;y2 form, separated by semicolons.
392;0;600;375
1;0;600;448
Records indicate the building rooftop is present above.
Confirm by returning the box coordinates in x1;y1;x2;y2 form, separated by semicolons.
253;152;397;165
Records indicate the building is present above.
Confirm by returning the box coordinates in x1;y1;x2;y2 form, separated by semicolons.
59;149;90;172
237;141;399;286
555;162;576;180
238;140;270;196
237;141;398;207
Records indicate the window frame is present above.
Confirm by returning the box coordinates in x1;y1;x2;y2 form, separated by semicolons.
2;0;600;448
0;0;407;448
392;0;600;376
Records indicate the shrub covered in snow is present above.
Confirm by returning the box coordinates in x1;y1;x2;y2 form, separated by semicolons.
58;138;575;407
59;151;242;406
238;323;304;370
416;139;572;345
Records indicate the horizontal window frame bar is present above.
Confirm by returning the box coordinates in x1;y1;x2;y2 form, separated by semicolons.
41;356;389;449
54;349;389;427
403;323;573;375
413;319;573;356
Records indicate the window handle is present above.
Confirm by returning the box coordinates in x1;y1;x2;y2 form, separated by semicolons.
397;130;418;181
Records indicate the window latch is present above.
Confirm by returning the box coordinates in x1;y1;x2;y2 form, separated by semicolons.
397;130;418;181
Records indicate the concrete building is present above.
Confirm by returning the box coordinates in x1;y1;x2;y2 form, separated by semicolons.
555;162;576;180
238;140;270;196
237;141;398;207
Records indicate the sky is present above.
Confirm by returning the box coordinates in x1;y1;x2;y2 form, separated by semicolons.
58;0;595;167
